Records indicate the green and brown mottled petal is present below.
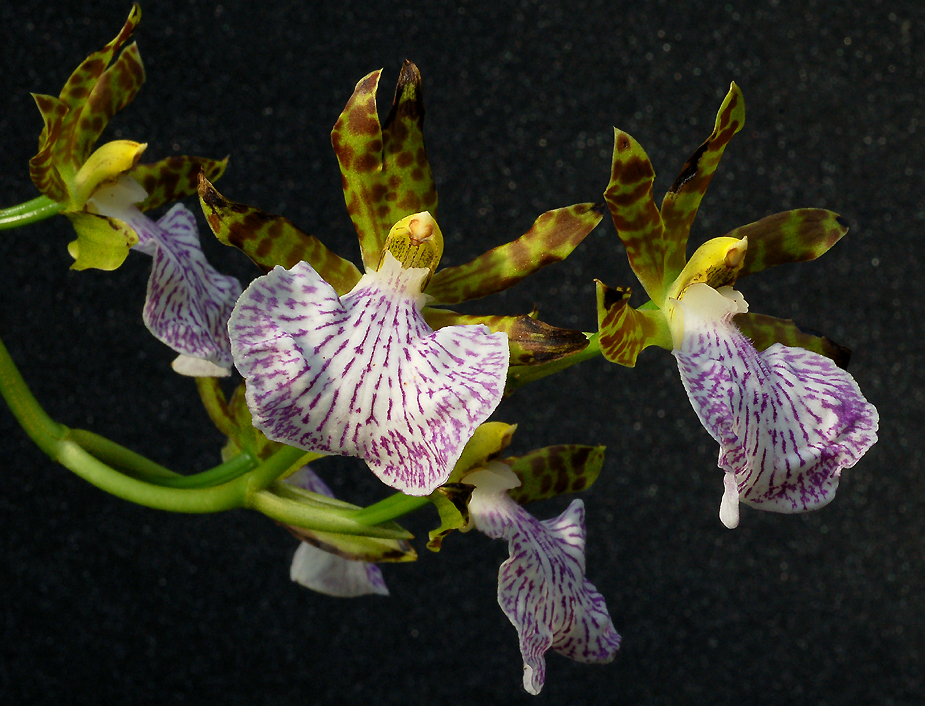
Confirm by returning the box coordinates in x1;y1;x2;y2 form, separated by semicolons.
445;421;518;484
331;61;437;270
423;308;589;366
132;156;228;212
284;522;417;563
57;5;141;112
55;5;141;174
729;209;850;279
604;129;667;302
424;203;603;305
198;175;362;294
65;210;138;271
659;82;745;284
734;312;851;369
596;281;671;367
426;483;474;551
72;42;146;166
505;445;605;505
29;94;69;201
220;380;286;462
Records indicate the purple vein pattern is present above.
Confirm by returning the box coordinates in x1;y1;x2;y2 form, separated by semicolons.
90;177;242;374
229;252;510;496
467;463;620;695
284;466;389;597
672;284;878;528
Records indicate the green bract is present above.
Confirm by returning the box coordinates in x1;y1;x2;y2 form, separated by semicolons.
28;4;226;270
598;83;851;367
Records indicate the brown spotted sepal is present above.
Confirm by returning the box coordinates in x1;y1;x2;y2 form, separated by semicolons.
727;209;850;279
595;281;671;367
504;445;605;506
605;83;744;305
198;174;362;295
132;156;228;213
733;312;851;369
424;203;604;305
331;61;438;271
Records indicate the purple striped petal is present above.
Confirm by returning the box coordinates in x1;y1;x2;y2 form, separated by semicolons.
89;177;242;374
467;463;620;695
229;252;509;496
285;467;389;598
672;283;879;528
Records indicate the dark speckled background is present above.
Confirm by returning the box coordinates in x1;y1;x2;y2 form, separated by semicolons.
1;1;922;704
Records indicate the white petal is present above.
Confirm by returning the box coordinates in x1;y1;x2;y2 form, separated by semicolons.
285;466;389;598
171;354;231;378
230;252;509;496
467;463;620;695
673;283;879;524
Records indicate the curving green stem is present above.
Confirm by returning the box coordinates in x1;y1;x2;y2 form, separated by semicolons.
348;491;432;526
0;195;62;230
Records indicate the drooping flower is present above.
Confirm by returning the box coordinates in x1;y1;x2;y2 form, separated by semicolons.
284;466;389;598
464;461;620;695
28;5;226;271
597;83;879;526
89;175;241;376
230;212;510;496
666;238;878;528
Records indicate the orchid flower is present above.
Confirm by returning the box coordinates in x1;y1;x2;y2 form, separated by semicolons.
284;466;389;598
28;4;226;271
463;461;620;695
229;212;510;495
597;83;878;526
89;175;242;376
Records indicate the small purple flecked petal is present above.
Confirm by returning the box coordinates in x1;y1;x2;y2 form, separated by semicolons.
90;177;242;373
467;463;620;695
284;467;389;598
230;252;509;496
672;284;879;528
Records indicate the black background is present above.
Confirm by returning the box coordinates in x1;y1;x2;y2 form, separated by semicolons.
1;1;922;704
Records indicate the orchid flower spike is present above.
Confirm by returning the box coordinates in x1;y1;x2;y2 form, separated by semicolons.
666;237;879;528
284;467;389;598
464;462;620;695
230;212;510;495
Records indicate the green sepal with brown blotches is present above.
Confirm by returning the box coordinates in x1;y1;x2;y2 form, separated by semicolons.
604;129;667;303
65;210;138;271
422;308;589;366
734;312;852;369
284;521;417;564
504;445;605;506
425;483;474;552
132;156;228;212
596;281;671;366
70;41;146;169
37;4;142;188
659;82;745;285
331;61;438;271
424;203;603;305
29;94;69;202
726;209;850;279
198;174;362;295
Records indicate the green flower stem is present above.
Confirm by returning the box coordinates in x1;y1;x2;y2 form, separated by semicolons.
195;377;238;438
67;428;259;489
349;491;432;526
506;332;603;392
0;195;62;230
